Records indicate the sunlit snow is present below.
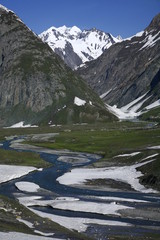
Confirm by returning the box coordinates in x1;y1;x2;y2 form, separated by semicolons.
5;121;38;128
115;152;141;158
0;232;61;240
57;159;157;193
74;96;86;106
40;26;121;66
0;165;37;184
31;209;132;233
15;181;40;193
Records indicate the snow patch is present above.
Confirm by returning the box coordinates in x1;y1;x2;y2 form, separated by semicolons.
5;121;38;128
147;146;160;150
0;232;61;240
100;89;112;99
49;199;132;216
125;31;144;41
17;218;34;228
15;181;40;193
34;230;55;237
57;159;157;193
145;99;160;110
115;152;141;158
106;93;151;120
92;196;149;203
0;165;37;184
31;209;132;233
74;96;86;106
139;31;160;50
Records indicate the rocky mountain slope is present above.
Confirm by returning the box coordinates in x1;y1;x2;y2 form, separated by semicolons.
39;26;121;69
77;13;160;120
0;4;116;127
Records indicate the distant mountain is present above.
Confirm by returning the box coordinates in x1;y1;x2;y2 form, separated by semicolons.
0;4;116;127
39;26;121;69
77;13;160;120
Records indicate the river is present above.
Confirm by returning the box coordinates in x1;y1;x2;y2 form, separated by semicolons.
0;136;160;239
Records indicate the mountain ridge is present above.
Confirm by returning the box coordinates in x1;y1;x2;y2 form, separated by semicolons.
77;13;160;119
39;25;121;69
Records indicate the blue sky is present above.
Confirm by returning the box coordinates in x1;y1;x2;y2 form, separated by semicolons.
0;0;159;38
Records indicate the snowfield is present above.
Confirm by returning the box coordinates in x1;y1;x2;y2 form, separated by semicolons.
31;209;132;232
57;159;157;193
0;232;61;240
0;165;37;184
39;25;121;67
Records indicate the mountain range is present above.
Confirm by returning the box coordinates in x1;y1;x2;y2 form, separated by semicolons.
0;3;160;126
39;26;121;69
0;4;115;127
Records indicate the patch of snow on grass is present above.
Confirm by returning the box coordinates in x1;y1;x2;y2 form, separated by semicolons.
57;159;157;193
5;121;38;128
115;152;141;158
34;230;55;237
17;218;34;228
74;97;86;106
141;154;159;161
0;165;37;184
15;182;40;193
147;146;160;150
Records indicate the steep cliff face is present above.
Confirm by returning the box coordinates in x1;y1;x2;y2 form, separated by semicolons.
0;5;116;126
77;14;160;113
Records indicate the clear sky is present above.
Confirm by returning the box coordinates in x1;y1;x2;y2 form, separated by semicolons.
0;0;159;38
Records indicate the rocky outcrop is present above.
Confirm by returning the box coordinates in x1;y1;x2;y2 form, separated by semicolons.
0;5;116;126
77;13;160;110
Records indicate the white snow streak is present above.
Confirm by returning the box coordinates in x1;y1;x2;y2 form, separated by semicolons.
100;89;112;99
145;99;160;110
5;121;38;128
115;152;141;158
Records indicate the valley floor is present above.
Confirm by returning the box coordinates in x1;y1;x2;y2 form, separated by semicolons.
0;122;160;239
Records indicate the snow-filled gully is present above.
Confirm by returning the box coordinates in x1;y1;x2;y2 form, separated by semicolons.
0;137;160;239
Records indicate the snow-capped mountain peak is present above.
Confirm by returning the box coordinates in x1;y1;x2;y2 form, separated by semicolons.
39;26;121;69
